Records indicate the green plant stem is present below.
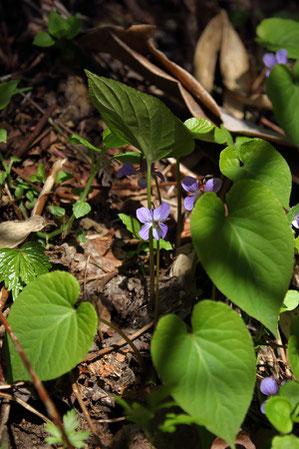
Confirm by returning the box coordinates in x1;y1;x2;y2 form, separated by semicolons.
97;317;144;368
154;175;162;205
38;153;105;241
176;159;182;251
154;240;160;327
147;160;155;303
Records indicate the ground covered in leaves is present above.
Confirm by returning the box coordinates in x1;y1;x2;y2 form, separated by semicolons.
0;0;299;448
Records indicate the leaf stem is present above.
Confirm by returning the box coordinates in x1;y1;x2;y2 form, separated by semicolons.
147;160;155;303
154;239;160;327
176;159;182;251
97;317;144;368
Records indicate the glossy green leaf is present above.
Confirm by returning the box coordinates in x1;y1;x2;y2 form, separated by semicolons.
190;180;294;335
6;271;98;381
281;290;299;313
86;72;194;163
256;18;299;58
271;435;299;449
287;203;299;224
33;32;55;47
0;242;51;299
288;315;299;379
266;65;299;146
184;118;232;145
73;200;91;218
151;300;256;447
219;139;292;208
265;396;293;434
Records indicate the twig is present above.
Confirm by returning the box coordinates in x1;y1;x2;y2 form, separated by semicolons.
15;103;56;158
0;391;51;424
82;320;154;362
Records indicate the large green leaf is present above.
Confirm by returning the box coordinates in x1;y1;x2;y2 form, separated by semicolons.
256;18;299;58
279;381;299;414
85;71;194;163
190;180;294;335
6;271;98;381
219;139;292;208
288;315;299;380
266;65;299;146
151;300;256;448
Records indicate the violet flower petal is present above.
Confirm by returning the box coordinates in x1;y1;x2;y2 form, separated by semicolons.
139;223;152;240
118;162;137;178
265;69;271;78
204;178;222;193
136;207;153;224
263;53;276;68
184;194;196;211
158;222;168;240
153;202;170;222
152;225;163;240
276;49;288;64
182;176;199;193
292;211;299;229
155;171;165;182
260;400;267;414
260;376;279;396
137;175;147;189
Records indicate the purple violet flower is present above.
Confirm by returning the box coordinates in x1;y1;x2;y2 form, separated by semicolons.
259;376;279;414
260;376;279;396
118;160;164;189
181;176;222;211
263;49;288;77
136;202;170;240
118;162;137;178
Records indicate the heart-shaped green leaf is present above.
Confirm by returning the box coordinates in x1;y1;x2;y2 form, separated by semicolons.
190;180;294;335
266;65;299;146
219;139;292;208
6;271;98;381
265;396;293;434
151;300;256;447
85;72;194;163
288;315;299;380
256;18;299;58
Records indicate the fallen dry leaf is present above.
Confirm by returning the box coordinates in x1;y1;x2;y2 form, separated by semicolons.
0;215;46;248
220;10;249;91
80;24;220;121
193;12;223;92
193;10;249;92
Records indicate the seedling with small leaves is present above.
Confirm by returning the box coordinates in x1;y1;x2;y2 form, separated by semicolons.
33;11;82;48
45;409;89;448
0;242;51;299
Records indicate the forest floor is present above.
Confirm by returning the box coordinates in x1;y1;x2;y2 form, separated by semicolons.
0;0;299;448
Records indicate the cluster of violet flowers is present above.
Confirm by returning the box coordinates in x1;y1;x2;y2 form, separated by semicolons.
118;159;223;242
